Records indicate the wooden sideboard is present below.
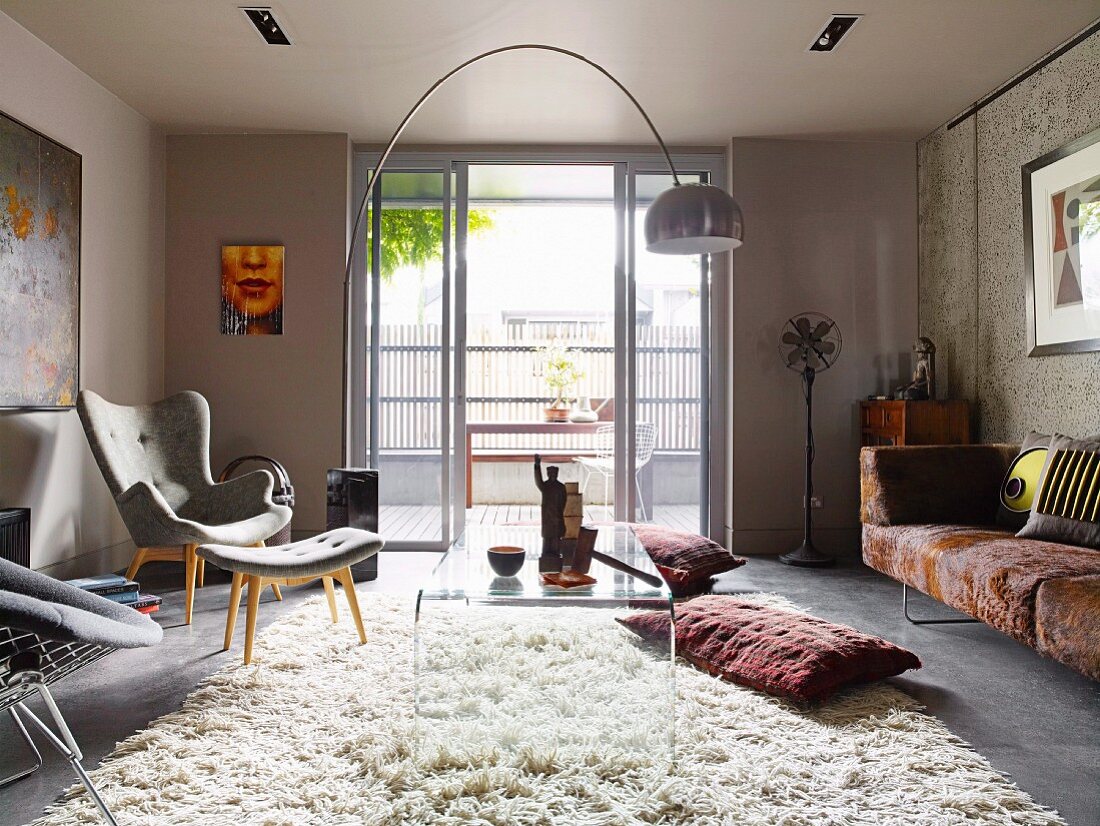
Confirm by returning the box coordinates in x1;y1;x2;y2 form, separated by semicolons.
859;400;971;446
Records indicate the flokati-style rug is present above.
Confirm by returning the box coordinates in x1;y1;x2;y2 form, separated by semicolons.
32;592;1062;825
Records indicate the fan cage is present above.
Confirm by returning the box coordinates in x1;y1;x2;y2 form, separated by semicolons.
779;313;842;373
0;627;113;712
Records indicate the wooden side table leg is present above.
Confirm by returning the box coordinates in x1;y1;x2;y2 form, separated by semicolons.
125;548;148;582
336;567;367;644
184;544;198;625
244;575;262;665
466;440;473;509
251;541;282;600
322;577;339;623
223;571;244;651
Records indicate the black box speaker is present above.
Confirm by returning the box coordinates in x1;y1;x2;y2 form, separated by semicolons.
326;468;379;581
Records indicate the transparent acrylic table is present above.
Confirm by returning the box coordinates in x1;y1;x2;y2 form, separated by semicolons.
415;523;675;765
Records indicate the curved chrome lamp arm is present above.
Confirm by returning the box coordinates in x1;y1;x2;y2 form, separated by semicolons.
341;43;743;464
342;43;680;291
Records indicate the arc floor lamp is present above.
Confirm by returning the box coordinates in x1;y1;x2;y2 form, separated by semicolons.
341;43;745;459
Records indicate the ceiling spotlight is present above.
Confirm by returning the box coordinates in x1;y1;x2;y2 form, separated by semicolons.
808;15;862;52
240;7;292;46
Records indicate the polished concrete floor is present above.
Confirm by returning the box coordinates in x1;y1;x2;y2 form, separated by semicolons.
2;553;1097;825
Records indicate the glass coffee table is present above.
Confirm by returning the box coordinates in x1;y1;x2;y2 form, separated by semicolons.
415;523;675;763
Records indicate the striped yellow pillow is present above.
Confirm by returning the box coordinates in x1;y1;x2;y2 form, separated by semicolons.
1018;435;1100;549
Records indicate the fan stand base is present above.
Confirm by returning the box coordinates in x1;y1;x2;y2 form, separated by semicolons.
779;540;834;568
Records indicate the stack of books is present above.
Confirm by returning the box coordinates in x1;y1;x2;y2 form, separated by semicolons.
65;573;162;615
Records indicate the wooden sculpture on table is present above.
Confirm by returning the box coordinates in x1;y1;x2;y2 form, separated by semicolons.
534;455;567;571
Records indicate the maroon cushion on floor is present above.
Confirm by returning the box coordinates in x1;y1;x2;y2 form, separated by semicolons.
631;524;746;596
617;595;921;705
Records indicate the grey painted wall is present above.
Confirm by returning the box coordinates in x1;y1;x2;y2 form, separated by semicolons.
730;138;918;556
0;11;165;573
919;30;1100;442
165;133;350;534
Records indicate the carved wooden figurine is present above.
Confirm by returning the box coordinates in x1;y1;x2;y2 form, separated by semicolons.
534;454;566;571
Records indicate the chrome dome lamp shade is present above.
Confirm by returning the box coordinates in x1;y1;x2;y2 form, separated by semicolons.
645;182;744;254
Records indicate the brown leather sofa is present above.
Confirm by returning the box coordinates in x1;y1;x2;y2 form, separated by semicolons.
860;445;1100;681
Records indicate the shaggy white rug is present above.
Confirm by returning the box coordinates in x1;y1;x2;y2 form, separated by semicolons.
31;592;1062;825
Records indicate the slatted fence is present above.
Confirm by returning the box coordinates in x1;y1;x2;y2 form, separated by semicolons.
366;324;701;454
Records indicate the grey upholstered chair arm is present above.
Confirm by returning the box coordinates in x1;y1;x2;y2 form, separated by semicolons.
192;469;277;524
116;480;175;518
210;469;275;504
115;481;201;548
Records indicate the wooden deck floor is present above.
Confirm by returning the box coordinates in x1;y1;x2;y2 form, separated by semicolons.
379;504;701;544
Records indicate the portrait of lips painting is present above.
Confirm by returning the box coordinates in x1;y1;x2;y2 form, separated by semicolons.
221;245;285;335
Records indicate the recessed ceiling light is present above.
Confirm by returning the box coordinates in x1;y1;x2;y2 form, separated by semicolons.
807;14;862;53
240;7;292;46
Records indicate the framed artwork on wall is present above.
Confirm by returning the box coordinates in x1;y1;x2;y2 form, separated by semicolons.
0;110;81;409
1024;126;1100;356
221;245;284;335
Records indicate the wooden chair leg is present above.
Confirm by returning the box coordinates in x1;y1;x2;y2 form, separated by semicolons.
125;548;148;581
244;575;262;665
183;544;198;625
196;557;206;588
251;541;282;601
223;571;245;650
322;577;339;623
336;567;366;644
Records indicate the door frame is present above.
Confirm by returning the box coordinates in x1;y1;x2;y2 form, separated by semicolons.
351;147;728;547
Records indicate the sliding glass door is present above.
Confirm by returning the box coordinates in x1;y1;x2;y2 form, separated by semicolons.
632;170;710;534
352;152;721;549
357;167;453;548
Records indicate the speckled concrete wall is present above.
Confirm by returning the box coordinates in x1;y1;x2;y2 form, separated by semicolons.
918;30;1100;442
918;119;977;407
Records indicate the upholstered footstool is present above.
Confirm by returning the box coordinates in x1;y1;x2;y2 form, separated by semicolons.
197;528;384;664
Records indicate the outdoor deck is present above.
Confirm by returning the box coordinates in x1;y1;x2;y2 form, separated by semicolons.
380;504;701;544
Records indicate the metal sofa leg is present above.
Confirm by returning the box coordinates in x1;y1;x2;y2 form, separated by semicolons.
1;707;43;786
10;685;119;826
902;584;980;625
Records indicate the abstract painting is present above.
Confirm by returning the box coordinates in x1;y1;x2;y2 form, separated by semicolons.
221;245;284;335
1024;127;1100;356
0;111;80;408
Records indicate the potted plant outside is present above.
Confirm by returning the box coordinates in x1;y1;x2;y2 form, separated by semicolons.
536;345;584;423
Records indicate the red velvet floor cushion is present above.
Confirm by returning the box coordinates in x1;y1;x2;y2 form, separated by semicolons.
630;524;746;596
618;595;921;705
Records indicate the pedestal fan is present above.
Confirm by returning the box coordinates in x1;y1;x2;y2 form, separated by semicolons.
778;313;842;567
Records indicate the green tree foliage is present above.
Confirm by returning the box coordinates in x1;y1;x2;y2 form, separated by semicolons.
370;208;494;283
367;207;495;322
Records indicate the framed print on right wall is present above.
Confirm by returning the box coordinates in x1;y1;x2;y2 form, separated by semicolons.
1024;126;1100;356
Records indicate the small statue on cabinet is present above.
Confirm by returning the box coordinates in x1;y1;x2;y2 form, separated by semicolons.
534;455;566;571
895;337;936;400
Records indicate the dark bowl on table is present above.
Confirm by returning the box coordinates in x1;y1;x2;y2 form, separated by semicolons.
487;546;526;577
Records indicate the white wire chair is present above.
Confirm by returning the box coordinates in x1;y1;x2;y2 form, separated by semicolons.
573;422;658;521
1;558;162;825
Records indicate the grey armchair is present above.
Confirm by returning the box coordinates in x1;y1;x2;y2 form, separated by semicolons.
77;390;292;624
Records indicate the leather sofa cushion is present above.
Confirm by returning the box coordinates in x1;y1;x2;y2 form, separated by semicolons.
862;523;1100;646
1035;575;1100;681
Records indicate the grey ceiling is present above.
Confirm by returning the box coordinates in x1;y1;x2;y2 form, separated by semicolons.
3;0;1098;144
